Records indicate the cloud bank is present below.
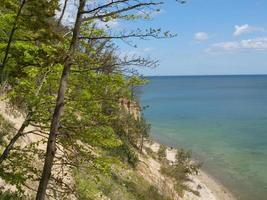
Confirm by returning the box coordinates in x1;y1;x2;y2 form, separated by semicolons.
206;37;267;53
233;24;264;36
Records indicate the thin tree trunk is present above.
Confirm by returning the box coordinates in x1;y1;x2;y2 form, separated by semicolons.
0;0;26;82
35;1;85;199
0;67;51;164
57;0;69;26
140;135;144;152
0;112;32;163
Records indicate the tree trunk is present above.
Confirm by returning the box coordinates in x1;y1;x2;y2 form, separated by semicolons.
0;0;26;82
35;1;85;199
57;0;69;26
0;112;31;164
0;67;51;164
140;135;144;152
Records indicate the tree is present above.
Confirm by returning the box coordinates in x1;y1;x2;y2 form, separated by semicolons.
0;0;186;199
35;1;86;198
0;0;61;164
0;0;59;82
0;0;26;82
36;0;179;197
57;0;69;25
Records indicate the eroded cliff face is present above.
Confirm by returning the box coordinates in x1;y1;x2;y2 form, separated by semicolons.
1;97;223;200
117;100;232;200
0;98;142;200
119;98;141;121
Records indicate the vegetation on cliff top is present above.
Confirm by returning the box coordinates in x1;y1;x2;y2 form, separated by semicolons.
0;0;199;199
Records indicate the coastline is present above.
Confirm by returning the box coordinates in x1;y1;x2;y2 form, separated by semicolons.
0;98;236;200
196;169;236;200
143;140;236;200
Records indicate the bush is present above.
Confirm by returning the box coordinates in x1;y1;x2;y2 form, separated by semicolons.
160;149;200;197
158;144;167;161
105;142;139;168
75;164;172;200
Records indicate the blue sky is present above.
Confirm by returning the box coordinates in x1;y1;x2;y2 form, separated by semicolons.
115;0;267;76
60;0;267;76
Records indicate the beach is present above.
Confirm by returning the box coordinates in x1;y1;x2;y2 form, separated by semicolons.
140;75;267;200
140;141;236;200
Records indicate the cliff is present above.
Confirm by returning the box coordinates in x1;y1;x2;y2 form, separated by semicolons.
0;99;235;200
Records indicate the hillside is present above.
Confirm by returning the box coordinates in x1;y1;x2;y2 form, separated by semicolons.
0;99;234;200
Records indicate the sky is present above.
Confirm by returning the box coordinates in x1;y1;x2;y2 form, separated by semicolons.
115;0;267;76
60;0;267;76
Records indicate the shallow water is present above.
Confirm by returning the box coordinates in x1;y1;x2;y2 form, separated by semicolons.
139;75;267;200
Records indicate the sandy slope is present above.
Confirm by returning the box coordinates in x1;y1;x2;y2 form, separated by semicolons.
0;100;75;199
0;99;235;200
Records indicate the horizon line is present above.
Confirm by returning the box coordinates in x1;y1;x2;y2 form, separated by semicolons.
144;74;267;77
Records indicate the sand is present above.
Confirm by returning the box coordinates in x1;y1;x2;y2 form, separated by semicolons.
0;100;76;199
143;141;236;200
0;98;236;200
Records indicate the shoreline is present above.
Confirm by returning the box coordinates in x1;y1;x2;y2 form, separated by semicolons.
145;140;236;200
196;169;236;200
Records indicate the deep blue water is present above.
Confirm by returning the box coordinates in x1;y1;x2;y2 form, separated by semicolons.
139;75;267;200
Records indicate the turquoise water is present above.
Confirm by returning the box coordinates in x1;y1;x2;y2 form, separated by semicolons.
139;75;267;200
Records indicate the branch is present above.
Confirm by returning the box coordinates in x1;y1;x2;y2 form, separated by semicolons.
81;2;163;22
80;0;128;15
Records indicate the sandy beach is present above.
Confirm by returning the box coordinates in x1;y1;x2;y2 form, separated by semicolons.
142;141;236;200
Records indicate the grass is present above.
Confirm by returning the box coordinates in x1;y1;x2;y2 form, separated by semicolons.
74;161;172;200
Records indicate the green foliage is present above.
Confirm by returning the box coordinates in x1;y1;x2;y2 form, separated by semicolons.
106;142;139;167
160;149;201;197
158;144;167;160
0;0;61;81
0;115;15;146
0;190;22;200
0;141;43;195
75;162;172;200
111;175;169;200
136;116;150;138
0;0;190;199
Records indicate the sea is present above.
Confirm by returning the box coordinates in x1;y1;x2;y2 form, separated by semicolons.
139;75;267;200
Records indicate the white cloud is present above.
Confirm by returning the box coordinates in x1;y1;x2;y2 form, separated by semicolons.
206;37;267;53
194;32;209;41
233;24;264;36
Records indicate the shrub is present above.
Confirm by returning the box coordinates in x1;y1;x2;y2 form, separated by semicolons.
160;149;200;197
158;144;167;161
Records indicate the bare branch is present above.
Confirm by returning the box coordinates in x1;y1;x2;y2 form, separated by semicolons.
82;1;163;22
